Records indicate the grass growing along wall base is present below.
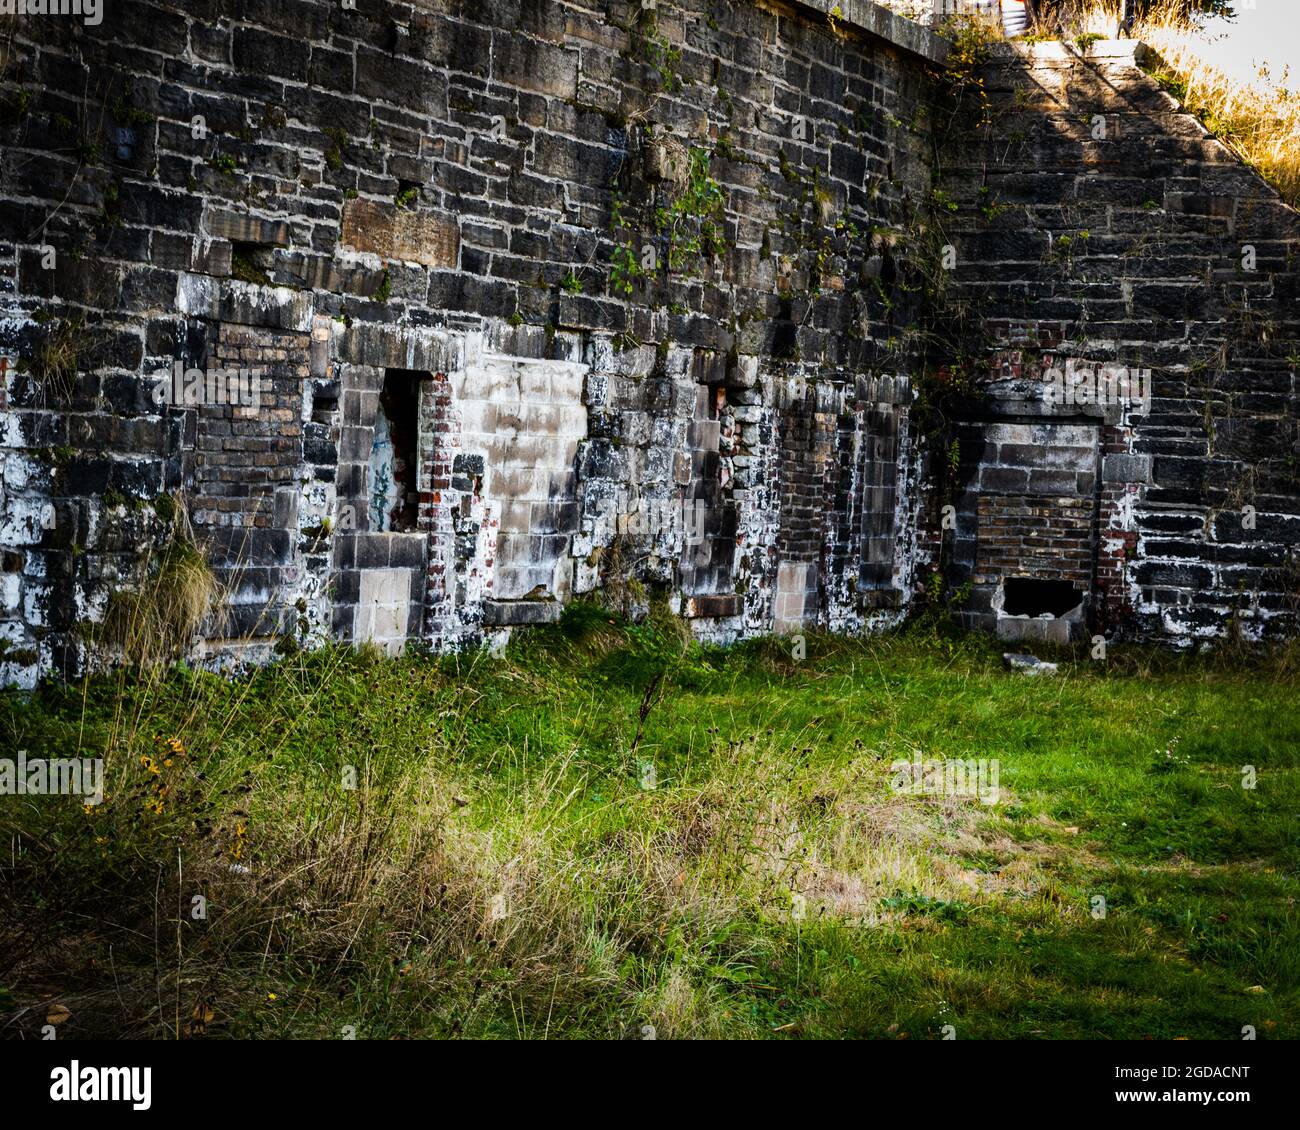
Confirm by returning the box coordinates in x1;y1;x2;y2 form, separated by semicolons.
1;610;1298;1040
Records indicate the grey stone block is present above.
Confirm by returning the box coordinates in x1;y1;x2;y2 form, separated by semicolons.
1102;453;1153;483
482;600;563;626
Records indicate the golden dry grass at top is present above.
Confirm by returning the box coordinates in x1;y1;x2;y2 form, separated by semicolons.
1077;1;1299;206
1139;29;1299;206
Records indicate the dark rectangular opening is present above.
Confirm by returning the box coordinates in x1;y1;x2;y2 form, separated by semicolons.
310;380;339;424
369;369;422;532
1002;577;1083;618
229;240;274;286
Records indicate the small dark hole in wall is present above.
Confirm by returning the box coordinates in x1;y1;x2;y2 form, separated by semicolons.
311;381;339;425
1002;577;1083;617
395;179;420;209
2;550;23;573
230;240;273;285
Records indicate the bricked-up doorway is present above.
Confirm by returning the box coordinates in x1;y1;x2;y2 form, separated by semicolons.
681;384;739;603
956;420;1101;643
859;406;901;593
431;349;590;642
773;384;832;633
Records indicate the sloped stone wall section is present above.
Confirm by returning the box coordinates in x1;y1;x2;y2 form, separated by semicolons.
938;38;1300;646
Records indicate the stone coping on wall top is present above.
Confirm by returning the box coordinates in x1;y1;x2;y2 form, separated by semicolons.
790;5;1155;72
987;37;1152;66
790;0;951;66
789;8;1150;72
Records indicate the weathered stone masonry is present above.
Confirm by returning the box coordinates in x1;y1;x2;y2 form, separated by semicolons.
0;0;945;682
936;39;1300;646
0;3;1296;687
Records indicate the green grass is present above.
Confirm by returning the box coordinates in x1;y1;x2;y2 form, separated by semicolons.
1;611;1297;1040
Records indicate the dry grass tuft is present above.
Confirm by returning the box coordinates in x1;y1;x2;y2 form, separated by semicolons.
1053;1;1300;207
1136;23;1300;207
100;499;223;667
28;314;85;405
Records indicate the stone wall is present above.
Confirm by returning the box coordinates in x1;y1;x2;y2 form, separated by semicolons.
937;38;1300;646
0;0;943;684
2;5;1298;686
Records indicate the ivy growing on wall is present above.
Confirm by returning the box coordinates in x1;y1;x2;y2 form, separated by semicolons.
607;138;729;299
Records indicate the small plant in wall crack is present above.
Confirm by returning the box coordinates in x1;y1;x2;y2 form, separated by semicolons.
936;14;997;132
608;187;646;296
976;186;1011;222
657;146;727;274
323;126;348;171
23;311;88;406
605;146;727;293
609;242;644;296
1049;230;1090;268
630;5;683;94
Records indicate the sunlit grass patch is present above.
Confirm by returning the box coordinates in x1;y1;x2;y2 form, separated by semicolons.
2;617;1297;1039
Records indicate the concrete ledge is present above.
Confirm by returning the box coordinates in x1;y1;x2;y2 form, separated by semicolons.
988;37;1154;68
682;593;744;619
482;600;563;627
791;0;951;65
997;615;1079;645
